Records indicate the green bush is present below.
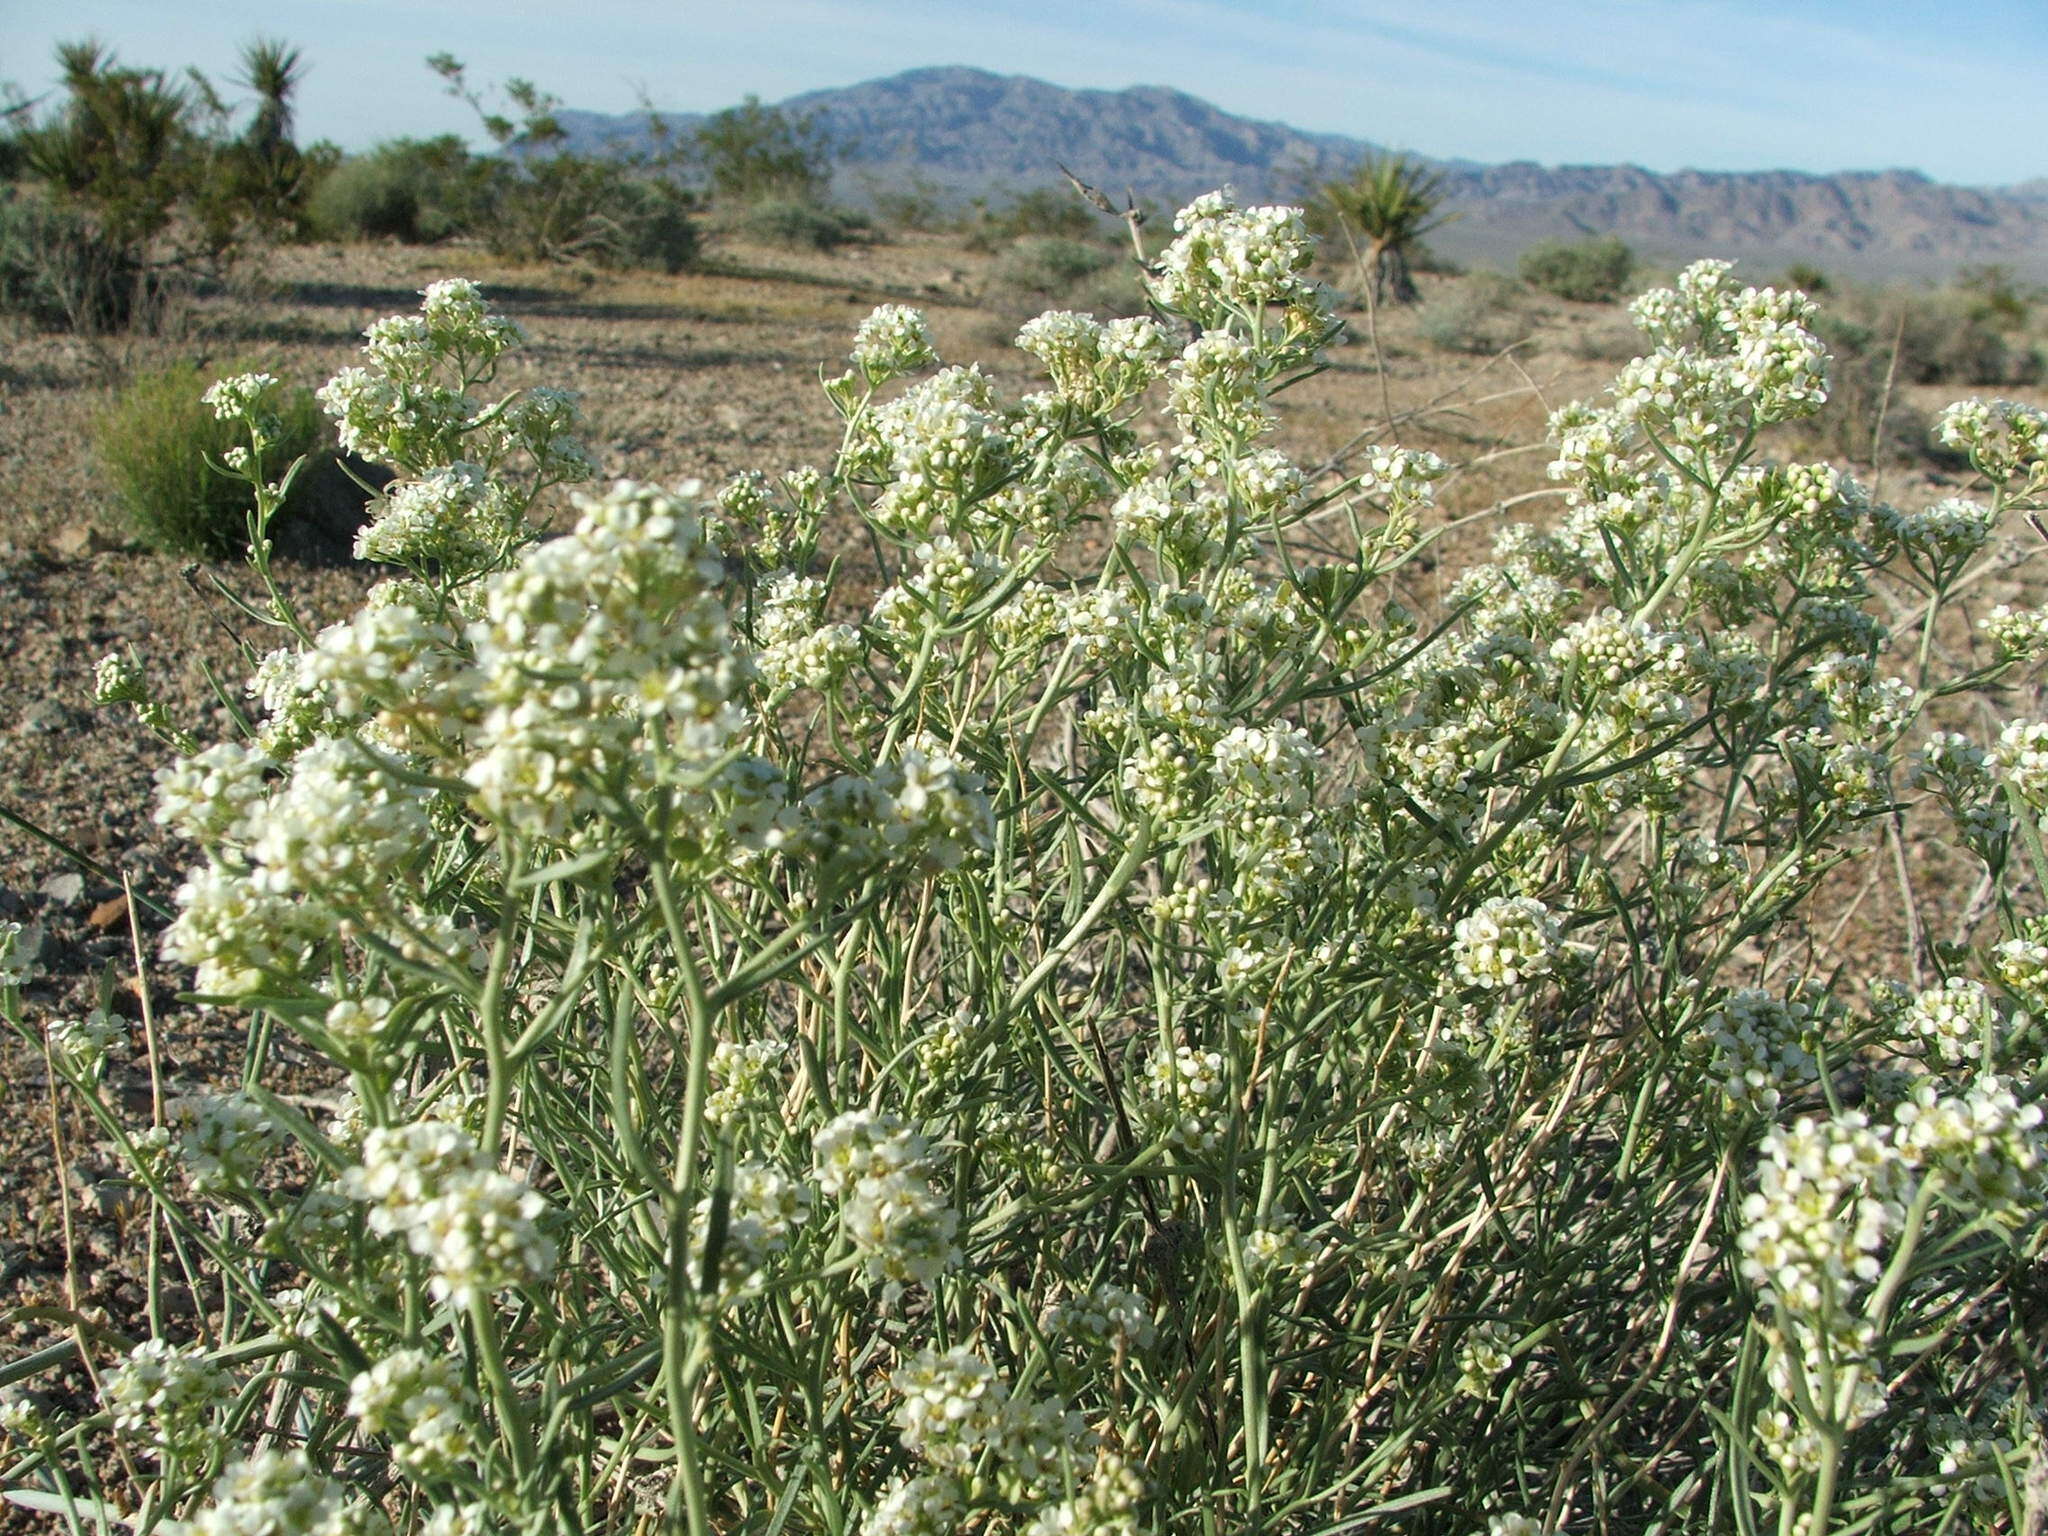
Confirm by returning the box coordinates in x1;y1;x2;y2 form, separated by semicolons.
963;185;1104;248
0;192;143;332
95;362;323;556
989;235;1115;301
694;95;834;205
1519;234;1635;303
305;136;481;243
734;197;863;252
1418;270;1532;354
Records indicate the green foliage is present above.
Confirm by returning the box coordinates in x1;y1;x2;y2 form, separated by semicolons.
989;235;1115;299
1418;269;1531;354
305;136;483;243
7;36;320;329
1783;261;1831;295
963;184;1104;248
693;94;834;205
1314;152;1456;304
735;197;864;251
1518;235;1635;303
0;190;143;333
94;362;322;557
1958;263;2034;329
196;38;316;238
15;41;194;252
865;172;951;232
426;57;699;271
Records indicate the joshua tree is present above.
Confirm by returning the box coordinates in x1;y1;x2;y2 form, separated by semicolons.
227;38;310;233
1317;153;1455;306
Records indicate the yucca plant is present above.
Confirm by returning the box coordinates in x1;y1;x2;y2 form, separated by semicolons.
1315;152;1456;306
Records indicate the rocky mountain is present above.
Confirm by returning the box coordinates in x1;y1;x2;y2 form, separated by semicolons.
551;66;2048;281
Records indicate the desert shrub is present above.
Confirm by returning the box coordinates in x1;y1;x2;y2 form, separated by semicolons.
305;136;483;243
1783;261;1831;295
734;197;863;252
1567;314;1644;362
1519;234;1635;302
694;94;834;205
19;210;2048;1536
0;192;144;332
989;234;1115;300
12;36;323;314
1821;288;2044;408
578;175;700;271
865;173;950;233
1418;269;1531;354
426;57;697;272
94;361;322;556
963;184;1104;248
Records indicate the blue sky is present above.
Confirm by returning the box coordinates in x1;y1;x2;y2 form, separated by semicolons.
6;0;2045;186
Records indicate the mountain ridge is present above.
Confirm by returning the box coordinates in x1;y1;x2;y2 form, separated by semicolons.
547;65;2048;281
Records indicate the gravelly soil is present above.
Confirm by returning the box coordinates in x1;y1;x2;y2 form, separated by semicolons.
0;227;2037;1502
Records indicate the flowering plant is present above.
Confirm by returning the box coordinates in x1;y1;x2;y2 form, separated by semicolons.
9;203;2048;1536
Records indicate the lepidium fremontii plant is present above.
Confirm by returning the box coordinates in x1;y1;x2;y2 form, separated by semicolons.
9;195;2048;1536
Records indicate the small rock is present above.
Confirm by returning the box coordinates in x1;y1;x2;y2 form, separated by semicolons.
48;524;114;560
40;871;85;904
21;700;79;735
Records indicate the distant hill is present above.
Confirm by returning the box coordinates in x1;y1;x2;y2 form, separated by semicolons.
550;66;2048;282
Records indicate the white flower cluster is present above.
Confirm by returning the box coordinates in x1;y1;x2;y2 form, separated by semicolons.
862;366;1013;541
1995;718;2048;807
1701;987;1820;1114
1880;496;1999;572
173;1091;284;1195
754;572;861;693
888;1345;1087;1501
1983;602;2048;662
1142;1043;1227;1154
1893;1077;2044;1223
1739;1111;1906;1316
1147;189;1325;330
1356;446;1449;512
104;1338;229;1456
694;1160;814;1302
355;461;519;574
1897;977;2001;1068
1025;1456;1144;1536
1936;397;2048;489
184;1449;378;1536
1047;1283;1155;1353
466;480;743;837
343;1119;556;1306
705;1038;785;1126
153;741;274;847
1452;896;1562;991
801;737;995;876
319;282;528;474
1016;310;1173;415
1241;1219;1318;1281
1454;1323;1516;1398
851;304;939;383
347;1348;476;1477
812;1111;959;1288
47;1009;125;1078
1739;1079;2045;1473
